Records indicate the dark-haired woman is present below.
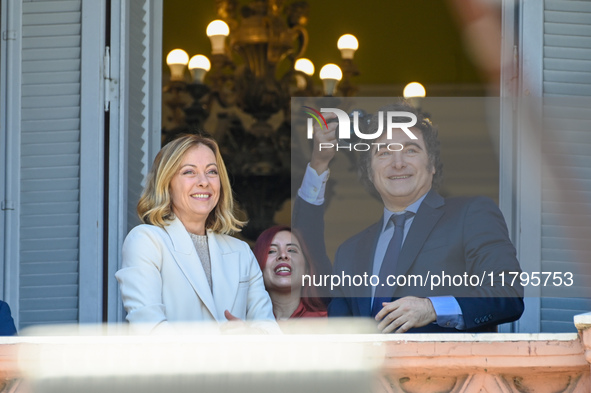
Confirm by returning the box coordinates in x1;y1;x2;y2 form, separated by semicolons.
254;226;327;320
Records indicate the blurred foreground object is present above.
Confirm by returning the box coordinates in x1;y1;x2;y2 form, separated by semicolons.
11;315;591;393
18;320;381;393
445;0;502;91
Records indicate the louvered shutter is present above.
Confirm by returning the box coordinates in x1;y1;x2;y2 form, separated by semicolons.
126;0;157;233
540;0;591;332
17;0;105;329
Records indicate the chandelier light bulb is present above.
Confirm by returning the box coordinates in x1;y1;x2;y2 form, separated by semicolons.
337;34;358;59
320;64;343;96
166;49;189;66
166;49;189;81
206;20;230;37
403;82;426;98
320;64;343;81
294;58;315;76
189;55;211;71
189;55;211;84
207;20;230;55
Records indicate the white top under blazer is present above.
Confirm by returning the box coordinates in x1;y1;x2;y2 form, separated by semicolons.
116;217;278;334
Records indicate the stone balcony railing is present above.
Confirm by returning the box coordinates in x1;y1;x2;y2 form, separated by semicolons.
0;313;589;393
377;331;589;392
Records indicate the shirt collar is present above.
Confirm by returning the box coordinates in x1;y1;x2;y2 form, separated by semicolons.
381;191;429;232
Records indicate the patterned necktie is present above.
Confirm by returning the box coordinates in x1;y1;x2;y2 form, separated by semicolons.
371;211;415;317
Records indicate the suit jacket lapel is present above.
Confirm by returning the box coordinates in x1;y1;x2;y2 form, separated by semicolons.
352;222;380;317
396;190;445;277
165;218;217;319
208;232;240;319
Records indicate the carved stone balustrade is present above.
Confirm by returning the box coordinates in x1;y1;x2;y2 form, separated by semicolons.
376;331;589;392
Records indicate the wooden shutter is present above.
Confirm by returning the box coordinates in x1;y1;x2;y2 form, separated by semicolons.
126;0;158;233
15;0;105;329
19;0;83;328
540;0;591;332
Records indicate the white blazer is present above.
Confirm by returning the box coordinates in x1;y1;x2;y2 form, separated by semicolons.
116;217;278;333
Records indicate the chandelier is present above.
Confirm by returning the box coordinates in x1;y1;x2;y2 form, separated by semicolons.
162;0;360;240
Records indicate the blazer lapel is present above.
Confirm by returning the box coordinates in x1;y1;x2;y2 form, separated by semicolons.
352;222;380;317
165;218;217;319
208;232;240;319
395;190;445;277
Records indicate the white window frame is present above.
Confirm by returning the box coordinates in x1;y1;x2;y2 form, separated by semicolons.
106;0;162;323
0;0;22;320
500;0;543;333
79;0;107;324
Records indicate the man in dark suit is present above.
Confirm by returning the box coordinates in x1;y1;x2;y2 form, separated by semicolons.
294;102;523;333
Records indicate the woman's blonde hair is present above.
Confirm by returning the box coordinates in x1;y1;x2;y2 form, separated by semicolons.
137;134;245;234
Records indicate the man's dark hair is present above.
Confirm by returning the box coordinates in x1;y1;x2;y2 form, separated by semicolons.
358;100;443;197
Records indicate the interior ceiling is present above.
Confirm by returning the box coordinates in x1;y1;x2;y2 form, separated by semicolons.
162;0;484;89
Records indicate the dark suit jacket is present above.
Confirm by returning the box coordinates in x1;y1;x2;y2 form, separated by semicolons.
0;301;17;336
293;190;524;333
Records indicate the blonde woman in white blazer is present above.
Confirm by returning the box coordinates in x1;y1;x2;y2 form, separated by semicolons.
116;134;278;334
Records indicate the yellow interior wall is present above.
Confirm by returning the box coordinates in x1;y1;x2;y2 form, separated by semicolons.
162;0;484;87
